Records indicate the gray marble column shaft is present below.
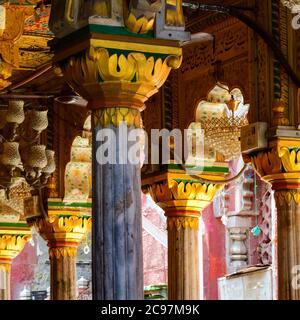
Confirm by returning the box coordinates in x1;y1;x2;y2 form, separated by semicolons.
92;111;143;300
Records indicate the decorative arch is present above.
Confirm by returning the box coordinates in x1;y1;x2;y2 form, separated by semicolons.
63;115;92;203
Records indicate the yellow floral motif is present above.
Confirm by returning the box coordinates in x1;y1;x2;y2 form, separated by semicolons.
275;190;300;206
0;234;31;260
168;217;199;230
34;214;92;246
49;247;77;259
125;12;154;34
151;180;222;203
279;147;300;172
61;47;182;109
93;107;141;128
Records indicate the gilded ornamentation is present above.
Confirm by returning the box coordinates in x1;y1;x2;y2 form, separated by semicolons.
0;5;34;89
49;247;77;259
34;214;92;246
249;141;300;190
168;216;199;230
150;180;222;203
124;0;161;34
147;179;223;214
61;46;182;109
93;107;141;128
0;234;31;260
272;99;289;126
275;190;300;206
0;263;10;273
165;0;185;27
251;149;282;177
251;146;300;178
124;12;154;34
279;147;300;172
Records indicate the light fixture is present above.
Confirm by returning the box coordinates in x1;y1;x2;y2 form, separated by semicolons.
196;83;249;161
0;100;55;195
281;0;300;10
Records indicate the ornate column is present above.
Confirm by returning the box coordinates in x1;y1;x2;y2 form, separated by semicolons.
49;0;185;300
247;136;300;300
143;165;228;299
0;223;31;300
30;201;91;300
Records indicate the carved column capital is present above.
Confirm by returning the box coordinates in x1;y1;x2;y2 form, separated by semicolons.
32;210;92;249
59;45;182;110
0;224;31;264
247;138;300;190
143;167;228;216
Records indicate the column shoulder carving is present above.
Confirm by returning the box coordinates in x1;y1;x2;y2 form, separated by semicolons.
142;168;228;214
60;46;182;110
248;139;300;190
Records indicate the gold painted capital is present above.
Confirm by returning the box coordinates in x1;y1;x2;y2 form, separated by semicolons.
61;46;182;110
33;214;92;248
92;107;141;128
0;233;31;261
146;179;223;215
250;139;300;189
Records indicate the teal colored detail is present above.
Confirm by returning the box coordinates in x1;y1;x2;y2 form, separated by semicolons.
105;48;169;60
251;225;261;237
288;147;300;152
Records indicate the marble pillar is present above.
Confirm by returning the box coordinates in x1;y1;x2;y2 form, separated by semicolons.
166;214;200;300
32;204;91;300
249;141;300;299
275;190;300;300
0;226;31;300
49;247;78;300
143;170;228;299
92;108;143;299
0;264;10;300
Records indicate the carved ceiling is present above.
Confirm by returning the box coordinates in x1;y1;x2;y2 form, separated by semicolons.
0;1;245;97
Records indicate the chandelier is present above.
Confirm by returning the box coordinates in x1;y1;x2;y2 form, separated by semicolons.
0;100;55;196
281;0;300;10
196;84;249;161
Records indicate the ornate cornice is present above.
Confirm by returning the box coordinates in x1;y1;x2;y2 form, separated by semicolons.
60;46;182;110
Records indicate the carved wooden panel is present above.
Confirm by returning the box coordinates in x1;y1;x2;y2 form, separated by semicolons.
175;18;251;131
